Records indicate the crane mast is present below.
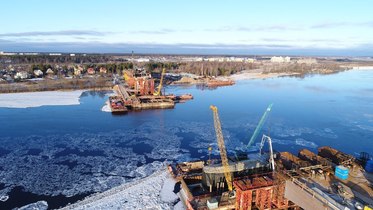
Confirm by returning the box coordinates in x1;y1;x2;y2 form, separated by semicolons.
154;68;165;96
210;105;233;191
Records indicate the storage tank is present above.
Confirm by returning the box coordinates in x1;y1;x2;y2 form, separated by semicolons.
335;165;349;180
365;160;373;173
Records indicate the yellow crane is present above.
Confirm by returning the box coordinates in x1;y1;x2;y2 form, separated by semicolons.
154;68;165;96
210;105;233;191
122;70;132;82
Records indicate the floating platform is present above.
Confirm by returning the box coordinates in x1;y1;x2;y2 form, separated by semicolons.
133;96;175;109
112;84;192;112
206;79;235;87
108;96;128;113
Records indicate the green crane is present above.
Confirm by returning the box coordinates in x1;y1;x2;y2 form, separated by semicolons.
247;103;273;148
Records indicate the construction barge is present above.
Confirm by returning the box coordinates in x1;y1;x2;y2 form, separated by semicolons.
206;79;235;88
108;96;128;113
107;68;193;113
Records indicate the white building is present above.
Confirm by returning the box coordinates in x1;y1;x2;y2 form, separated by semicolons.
246;58;256;63
270;56;291;63
135;58;150;62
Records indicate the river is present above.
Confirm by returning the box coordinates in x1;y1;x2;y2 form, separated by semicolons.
0;69;372;209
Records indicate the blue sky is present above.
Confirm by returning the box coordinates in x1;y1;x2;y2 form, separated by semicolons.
1;0;373;55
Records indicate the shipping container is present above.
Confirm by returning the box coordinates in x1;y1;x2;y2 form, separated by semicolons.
335;165;349;180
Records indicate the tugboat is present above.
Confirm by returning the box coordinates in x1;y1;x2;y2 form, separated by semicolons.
109;96;128;113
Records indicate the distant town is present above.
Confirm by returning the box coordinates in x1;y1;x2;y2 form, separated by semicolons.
1;51;373;93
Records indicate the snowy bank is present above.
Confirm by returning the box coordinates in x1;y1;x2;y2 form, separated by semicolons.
0;90;83;108
227;69;299;81
17;200;48;210
61;167;182;210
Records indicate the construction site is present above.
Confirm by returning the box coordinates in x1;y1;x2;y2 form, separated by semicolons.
168;105;373;210
107;68;193;113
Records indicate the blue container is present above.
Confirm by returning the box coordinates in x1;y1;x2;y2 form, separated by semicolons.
335;171;348;180
365;160;373;173
335;165;349;180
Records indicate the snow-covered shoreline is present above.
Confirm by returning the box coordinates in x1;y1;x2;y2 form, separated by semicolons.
61;166;183;210
227;69;300;81
0;90;84;108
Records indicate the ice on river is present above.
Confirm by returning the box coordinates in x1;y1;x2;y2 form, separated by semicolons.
0;90;83;108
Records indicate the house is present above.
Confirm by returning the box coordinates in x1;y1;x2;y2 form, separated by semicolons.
99;67;107;74
14;71;29;80
73;66;84;76
46;68;54;75
4;74;13;82
87;67;95;75
34;69;43;77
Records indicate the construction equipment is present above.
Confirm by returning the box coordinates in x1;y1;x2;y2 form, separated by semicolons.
259;135;275;171
154;68;165;96
247;103;273;148
210;105;233;191
123;70;133;82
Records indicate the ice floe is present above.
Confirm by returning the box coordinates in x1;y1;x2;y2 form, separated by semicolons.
101;101;111;112
0;121;188;199
0;90;83;108
270;138;318;149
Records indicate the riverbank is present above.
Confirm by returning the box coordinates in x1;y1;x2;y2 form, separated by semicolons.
0;77;113;94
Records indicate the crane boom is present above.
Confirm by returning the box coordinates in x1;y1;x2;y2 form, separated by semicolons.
154;68;165;96
247;103;273;148
210;105;233;191
260;135;275;171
